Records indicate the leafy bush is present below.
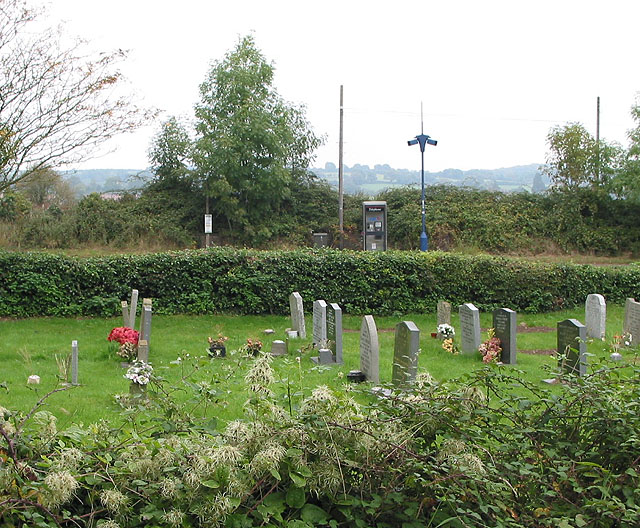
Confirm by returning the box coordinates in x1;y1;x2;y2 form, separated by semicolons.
1;354;638;526
1;248;640;317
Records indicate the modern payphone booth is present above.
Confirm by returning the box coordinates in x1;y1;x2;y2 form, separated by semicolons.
363;201;387;251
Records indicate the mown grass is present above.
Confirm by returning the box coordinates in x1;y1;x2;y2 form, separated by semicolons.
0;305;632;430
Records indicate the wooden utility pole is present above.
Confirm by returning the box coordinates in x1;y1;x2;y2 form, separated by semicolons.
338;85;344;250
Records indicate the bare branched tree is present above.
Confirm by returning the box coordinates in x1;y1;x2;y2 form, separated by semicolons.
0;0;155;192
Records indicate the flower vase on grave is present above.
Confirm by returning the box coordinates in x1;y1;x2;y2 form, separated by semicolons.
208;344;226;358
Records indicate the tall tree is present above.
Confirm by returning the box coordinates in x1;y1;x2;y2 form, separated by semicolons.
611;98;640;200
541;122;622;191
193;35;323;233
148;116;193;186
0;0;153;192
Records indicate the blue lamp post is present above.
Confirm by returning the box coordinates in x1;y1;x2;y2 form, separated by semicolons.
408;112;437;251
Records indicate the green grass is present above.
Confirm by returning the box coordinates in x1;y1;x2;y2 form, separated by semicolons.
0;306;633;430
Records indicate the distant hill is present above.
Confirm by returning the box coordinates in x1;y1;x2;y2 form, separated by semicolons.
311;162;549;195
60;164;549;197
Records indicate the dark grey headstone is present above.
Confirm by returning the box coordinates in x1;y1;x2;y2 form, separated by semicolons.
493;308;517;364
312;300;328;346
360;315;379;384
289;292;306;339
391;321;420;387
585;294;606;339
459;303;481;353
327;303;343;364
557;319;587;376
437;301;452;326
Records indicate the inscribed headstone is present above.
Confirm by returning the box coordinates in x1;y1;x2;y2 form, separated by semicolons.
139;300;152;343
557;319;587;376
71;340;78;385
459;303;481;353
391;321;420;387
437;301;452;326
493;308;516;364
360;315;380;384
312;300;328;346
289;292;306;339
138;339;149;363
623;298;640;344
585;294;606;339
327;303;343;364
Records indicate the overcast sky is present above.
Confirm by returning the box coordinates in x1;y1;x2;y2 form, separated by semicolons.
46;0;640;172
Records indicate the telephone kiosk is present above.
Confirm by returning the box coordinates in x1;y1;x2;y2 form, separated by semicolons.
362;201;387;251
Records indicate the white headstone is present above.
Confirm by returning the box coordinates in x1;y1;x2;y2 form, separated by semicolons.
360;315;380;384
312;300;328;346
585;294;606;339
289;292;306;339
459;303;481;353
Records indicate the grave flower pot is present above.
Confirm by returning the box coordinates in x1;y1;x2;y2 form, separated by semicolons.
209;344;226;358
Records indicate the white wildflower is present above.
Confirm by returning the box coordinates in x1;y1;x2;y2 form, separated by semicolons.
43;470;78;508
100;489;128;513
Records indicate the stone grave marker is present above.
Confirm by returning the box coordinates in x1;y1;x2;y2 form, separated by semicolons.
289;292;306;339
270;340;287;356
391;321;420;387
121;301;129;327
493;308;517;364
312;300;328;347
360;315;380;384
138;339;149;363
71;340;79;385
623;298;640;344
459;303;481;353
437;301;452;326
139;299;152;343
585;294;606;339
557;319;587;376
327;303;343;364
128;289;139;329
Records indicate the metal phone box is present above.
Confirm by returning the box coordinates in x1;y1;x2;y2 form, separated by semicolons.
363;201;387;251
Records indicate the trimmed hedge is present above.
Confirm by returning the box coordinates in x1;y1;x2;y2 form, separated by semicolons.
1;248;640;317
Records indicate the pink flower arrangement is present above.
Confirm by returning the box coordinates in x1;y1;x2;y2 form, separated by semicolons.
479;329;502;363
107;326;139;346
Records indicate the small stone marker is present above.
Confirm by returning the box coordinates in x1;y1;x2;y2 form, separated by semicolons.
128;289;139;329
312;300;328;347
459;303;481;353
270;340;287;356
326;303;343;364
317;348;334;364
71;340;79;385
557;319;587;377
289;292;306;339
138;339;149;363
437;301;452;326
623;298;640;344
360;315;380;384
493;308;517;364
585;294;606;339
391;321;420;387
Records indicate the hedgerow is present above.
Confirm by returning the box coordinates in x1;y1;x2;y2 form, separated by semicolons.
1;248;640;317
1;354;638;527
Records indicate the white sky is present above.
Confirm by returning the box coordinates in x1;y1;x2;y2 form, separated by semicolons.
45;0;640;172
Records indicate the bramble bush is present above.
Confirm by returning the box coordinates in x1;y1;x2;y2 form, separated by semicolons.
1;248;640;317
1;351;638;527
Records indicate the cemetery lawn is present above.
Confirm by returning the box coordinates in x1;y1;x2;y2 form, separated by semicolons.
0;304;632;430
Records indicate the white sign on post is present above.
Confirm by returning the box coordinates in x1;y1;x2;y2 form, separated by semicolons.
204;214;212;234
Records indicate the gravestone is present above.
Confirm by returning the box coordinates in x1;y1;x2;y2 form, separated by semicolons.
360;315;380;384
71;340;79;386
493;308;517;364
557;319;587;376
317;348;334;364
585;294;606;339
289;292;306;339
459;303;481;353
623;298;640;344
326;303;343;364
139;299;152;343
437;301;452;326
270;340;287;356
391;321;420;387
138;339;149;363
128;289;139;329
121;301;129;327
312;300;328;347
